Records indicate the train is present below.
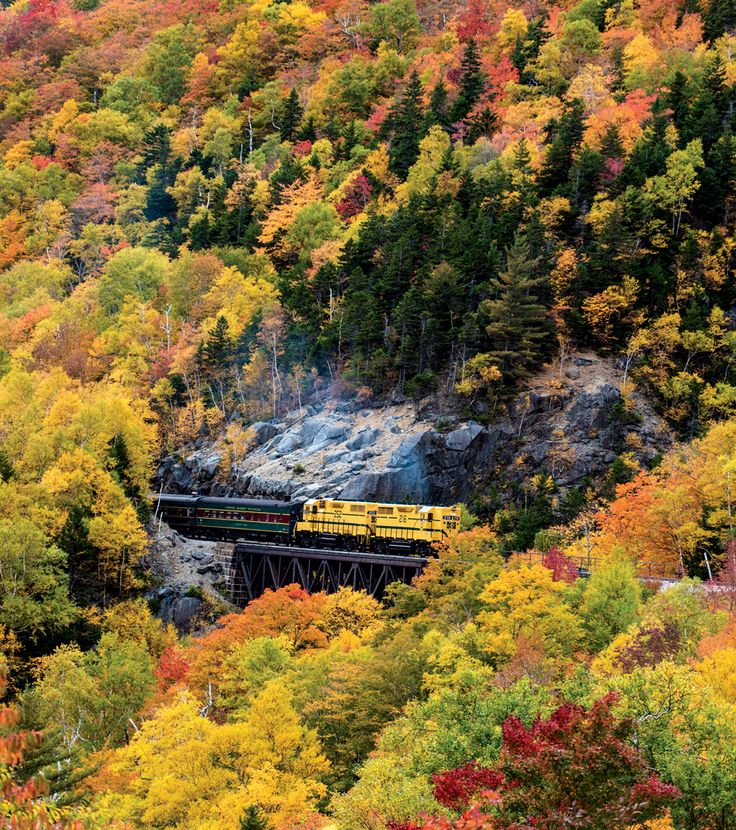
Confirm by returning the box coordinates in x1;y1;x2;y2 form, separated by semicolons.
155;493;462;556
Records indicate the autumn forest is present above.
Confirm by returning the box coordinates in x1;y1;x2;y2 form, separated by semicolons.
3;0;736;825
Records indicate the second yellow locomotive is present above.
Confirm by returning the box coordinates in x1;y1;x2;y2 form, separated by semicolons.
296;498;461;555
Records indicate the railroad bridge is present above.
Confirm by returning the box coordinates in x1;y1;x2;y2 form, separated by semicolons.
214;541;428;605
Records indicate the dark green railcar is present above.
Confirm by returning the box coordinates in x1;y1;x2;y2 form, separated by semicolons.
155;494;303;543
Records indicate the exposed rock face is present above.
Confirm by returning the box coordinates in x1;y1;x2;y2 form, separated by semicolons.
157;589;202;633
155;353;672;505
145;526;235;630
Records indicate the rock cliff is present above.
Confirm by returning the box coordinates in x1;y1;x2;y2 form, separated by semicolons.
156;353;672;505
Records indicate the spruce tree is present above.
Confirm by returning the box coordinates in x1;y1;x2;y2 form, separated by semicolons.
388;70;425;177
450;38;486;124
537;98;585;196
482;234;547;383
704;0;736;41
426;79;451;132
141;124;177;221
297;115;317;142
466;104;496;142
199;315;235;410
280;88;303;142
240;807;269;830
0;447;12;482
200;315;234;371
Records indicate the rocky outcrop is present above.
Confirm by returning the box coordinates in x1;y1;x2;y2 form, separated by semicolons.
145;526;236;630
155;353;673;505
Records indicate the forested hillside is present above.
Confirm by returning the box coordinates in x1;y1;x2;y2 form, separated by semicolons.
3;0;736;825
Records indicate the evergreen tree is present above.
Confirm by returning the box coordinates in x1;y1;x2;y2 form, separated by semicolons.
188;210;212;250
107;434;150;522
198;315;235;411
388;70;425;178
537;98;586;196
568;145;605;210
141;124;177;221
512;16;548;83
426;79;451;132
466;104;496;143
200;315;235;371
240;806;269;830
450;38;486;124
704;0;736;41
666;70;691;142
599;124;625;160
481;234;548;383
0;447;12;482
686;55;734;150
297;115;317;142
280;88;303;142
618;105;672;187
270;153;305;202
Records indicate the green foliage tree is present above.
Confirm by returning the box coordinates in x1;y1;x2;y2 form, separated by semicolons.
450;39;486;124
481;234;548;384
280;88;303;142
580;557;642;651
388;70;425;178
0;519;78;645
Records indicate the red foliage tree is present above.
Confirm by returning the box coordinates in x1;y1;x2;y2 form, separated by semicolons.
432;762;504;811
541;546;578;583
616;619;680;672
336;174;372;220
154;644;191;691
412;695;678;829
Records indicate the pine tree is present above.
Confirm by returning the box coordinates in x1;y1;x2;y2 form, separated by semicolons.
482;234;548;383
537;98;585;196
666;71;691;142
200;315;234;371
280;88;303;142
466;104;496;142
388;70;425;177
239;806;269;830
0;447;12;482
141;124;177;221
426;79;451;132
704;0;736;41
450;38;486;124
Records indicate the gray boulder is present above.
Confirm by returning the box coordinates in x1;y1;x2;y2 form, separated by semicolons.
444;422;483;452
250;421;280;445
346;428;380;451
273;433;303;455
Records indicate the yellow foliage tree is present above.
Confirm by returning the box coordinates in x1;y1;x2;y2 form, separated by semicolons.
478;564;583;664
95;682;328;830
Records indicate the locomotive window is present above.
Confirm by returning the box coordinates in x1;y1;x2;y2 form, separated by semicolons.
350;505;365;513
312;505;318;514
427;513;434;521
378;507;393;515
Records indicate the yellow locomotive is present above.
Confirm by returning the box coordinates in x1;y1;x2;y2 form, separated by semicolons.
295;498;462;554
